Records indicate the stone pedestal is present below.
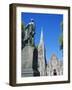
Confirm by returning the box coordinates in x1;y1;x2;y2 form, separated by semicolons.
21;45;34;77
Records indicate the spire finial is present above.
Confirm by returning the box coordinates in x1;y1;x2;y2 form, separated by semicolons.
39;27;44;45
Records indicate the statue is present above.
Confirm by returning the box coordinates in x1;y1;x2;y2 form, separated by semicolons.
22;19;35;49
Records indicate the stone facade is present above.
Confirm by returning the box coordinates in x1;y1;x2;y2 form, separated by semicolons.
38;28;47;76
21;46;34;77
46;54;63;76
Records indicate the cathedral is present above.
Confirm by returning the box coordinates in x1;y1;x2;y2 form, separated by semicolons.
38;28;47;76
46;54;63;76
36;29;63;76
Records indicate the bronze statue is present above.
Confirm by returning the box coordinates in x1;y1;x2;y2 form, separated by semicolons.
22;19;35;49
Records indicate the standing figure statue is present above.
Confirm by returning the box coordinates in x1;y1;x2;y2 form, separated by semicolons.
22;19;35;49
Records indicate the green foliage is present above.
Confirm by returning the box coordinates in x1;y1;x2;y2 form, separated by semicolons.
59;34;63;50
21;22;25;31
59;21;63;50
59;35;63;45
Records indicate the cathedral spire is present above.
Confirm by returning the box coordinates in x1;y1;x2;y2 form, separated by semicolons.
39;27;44;45
38;27;46;76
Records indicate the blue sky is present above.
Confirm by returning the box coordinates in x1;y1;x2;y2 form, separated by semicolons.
21;12;63;62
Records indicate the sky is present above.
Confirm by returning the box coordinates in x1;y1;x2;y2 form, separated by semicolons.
21;12;63;62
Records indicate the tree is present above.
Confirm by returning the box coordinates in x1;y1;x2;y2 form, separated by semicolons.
21;22;25;31
21;22;25;49
59;21;63;50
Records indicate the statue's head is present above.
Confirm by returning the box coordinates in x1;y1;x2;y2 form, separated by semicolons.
31;18;34;22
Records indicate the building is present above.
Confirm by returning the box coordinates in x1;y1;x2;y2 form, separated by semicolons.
46;54;63;76
38;28;47;76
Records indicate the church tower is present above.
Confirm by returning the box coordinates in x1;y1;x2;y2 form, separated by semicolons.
38;28;46;76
